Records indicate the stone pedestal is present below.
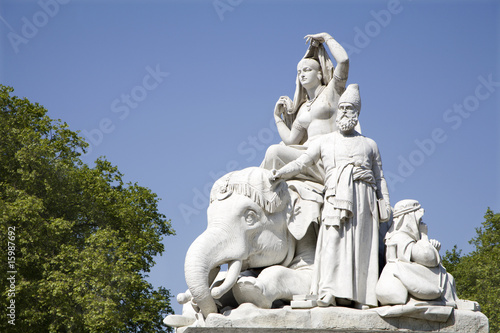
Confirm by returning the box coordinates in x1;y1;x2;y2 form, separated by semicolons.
177;303;488;333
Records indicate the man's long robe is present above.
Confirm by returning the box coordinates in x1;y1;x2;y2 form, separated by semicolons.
280;131;390;307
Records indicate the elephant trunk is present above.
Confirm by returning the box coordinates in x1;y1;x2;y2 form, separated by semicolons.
184;228;243;318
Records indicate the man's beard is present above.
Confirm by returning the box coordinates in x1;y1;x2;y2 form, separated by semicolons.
336;115;358;132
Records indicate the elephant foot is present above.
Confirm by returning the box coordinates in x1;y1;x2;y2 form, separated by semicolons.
233;277;273;309
317;293;336;307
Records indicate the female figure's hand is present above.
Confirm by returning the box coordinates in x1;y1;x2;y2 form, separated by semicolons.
274;96;292;117
304;32;331;45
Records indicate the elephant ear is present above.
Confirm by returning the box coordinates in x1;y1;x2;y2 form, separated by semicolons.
286;180;324;240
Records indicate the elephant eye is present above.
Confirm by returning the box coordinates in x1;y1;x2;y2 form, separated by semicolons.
244;210;258;225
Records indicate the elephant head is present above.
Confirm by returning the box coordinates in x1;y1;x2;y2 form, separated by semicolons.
184;167;297;318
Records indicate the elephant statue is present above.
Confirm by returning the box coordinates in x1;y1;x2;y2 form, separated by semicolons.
177;167;321;319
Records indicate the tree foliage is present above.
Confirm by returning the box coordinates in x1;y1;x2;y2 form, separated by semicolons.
0;85;175;332
442;209;500;332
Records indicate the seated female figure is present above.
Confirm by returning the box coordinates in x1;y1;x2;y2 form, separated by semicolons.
261;32;351;183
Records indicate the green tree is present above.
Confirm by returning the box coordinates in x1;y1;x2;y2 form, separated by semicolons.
442;209;500;332
0;85;175;332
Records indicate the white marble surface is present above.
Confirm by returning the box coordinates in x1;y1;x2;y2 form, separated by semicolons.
176;303;488;333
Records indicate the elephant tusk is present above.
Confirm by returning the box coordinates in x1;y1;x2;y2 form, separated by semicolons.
210;260;242;299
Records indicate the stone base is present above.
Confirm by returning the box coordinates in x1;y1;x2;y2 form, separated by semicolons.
182;327;444;333
177;303;488;333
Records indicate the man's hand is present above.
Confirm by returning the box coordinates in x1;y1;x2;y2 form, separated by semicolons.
270;169;281;181
429;239;441;252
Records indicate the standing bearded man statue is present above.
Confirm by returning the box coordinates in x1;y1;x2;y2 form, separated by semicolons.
271;84;391;309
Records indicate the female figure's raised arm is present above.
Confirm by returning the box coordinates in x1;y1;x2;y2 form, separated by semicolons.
305;32;349;93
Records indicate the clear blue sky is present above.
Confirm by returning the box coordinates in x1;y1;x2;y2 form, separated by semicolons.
1;0;499;315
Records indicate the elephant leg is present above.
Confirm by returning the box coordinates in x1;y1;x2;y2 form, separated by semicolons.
232;276;272;309
233;265;313;308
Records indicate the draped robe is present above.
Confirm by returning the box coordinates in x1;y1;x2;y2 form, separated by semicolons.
278;131;390;306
